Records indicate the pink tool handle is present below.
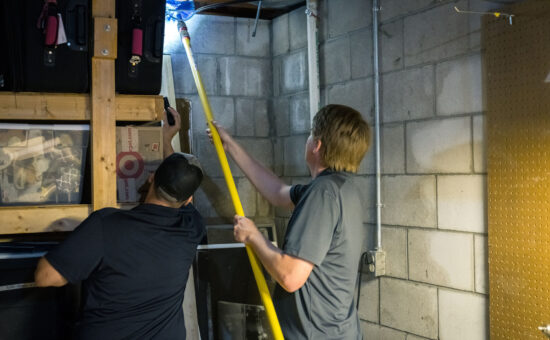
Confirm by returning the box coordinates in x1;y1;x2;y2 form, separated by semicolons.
132;28;143;56
45;15;58;46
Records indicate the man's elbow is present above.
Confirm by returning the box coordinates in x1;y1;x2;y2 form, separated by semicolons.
279;275;306;293
34;258;67;287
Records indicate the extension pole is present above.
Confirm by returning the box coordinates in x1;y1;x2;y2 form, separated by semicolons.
177;21;284;340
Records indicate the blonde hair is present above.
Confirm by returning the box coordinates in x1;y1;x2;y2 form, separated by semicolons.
312;105;371;173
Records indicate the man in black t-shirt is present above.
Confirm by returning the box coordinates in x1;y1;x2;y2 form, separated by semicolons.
208;105;371;339
35;109;205;340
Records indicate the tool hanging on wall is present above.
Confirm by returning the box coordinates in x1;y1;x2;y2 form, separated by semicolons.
454;6;515;25
168;9;284;339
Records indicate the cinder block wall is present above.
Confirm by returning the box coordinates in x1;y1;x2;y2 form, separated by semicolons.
275;0;491;339
164;15;274;226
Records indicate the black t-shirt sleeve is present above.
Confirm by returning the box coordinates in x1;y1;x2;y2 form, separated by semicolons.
45;212;104;284
284;186;340;266
290;184;309;205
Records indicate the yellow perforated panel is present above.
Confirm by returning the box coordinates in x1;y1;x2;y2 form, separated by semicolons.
484;1;550;339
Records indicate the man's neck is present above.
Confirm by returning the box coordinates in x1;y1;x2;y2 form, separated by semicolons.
311;166;328;179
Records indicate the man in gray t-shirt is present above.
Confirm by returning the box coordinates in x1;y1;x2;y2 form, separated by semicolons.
208;104;371;339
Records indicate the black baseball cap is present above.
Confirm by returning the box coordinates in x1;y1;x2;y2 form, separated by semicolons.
154;152;204;202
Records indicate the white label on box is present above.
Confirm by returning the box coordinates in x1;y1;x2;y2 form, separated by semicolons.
120;127;139;152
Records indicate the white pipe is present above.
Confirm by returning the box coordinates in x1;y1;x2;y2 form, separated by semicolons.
373;0;382;250
306;0;320;122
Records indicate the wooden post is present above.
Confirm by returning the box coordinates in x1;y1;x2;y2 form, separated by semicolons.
91;0;117;209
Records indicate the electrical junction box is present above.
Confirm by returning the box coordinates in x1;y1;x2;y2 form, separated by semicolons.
0;123;89;205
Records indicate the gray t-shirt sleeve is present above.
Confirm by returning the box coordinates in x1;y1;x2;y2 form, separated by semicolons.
284;186;340;266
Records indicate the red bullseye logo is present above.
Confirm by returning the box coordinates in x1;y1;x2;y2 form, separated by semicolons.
116;152;144;179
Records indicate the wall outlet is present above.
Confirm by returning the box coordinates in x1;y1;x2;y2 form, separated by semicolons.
367;250;386;277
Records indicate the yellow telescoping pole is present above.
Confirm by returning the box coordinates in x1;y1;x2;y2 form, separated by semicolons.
178;21;284;340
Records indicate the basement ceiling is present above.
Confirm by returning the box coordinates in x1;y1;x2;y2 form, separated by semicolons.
194;0;306;20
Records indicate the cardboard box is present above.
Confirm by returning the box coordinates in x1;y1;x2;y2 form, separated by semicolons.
116;126;163;202
0;124;89;205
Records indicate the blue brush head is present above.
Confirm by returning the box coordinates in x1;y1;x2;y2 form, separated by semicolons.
166;0;195;22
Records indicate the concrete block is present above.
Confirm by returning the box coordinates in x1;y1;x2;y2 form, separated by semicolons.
235;98;256;137
184;15;235;55
235;99;269;137
289;93;310;134
272;14;289;56
358;278;379;323
382;124;405;174
282;51;308;93
172;54;217;96
436;54;483;116
475;235;488;294
380;278;438;339
254;100;270;137
437;175;487;233
350;28;373;79
473;114;486;173
219;57;271;97
237;178;256;217
382;65;434;123
404;1;469;66
240;138;274;170
361;321;406;340
380;19;403;73
273;97;290;137
406;117;472;173
328;78;373;120
381;175;436;228
328;0;371;38
406;335;430;340
273;57;282;97
194;176;235;219
236;18;270;57
439;290;489;340
289;6;307;50
190;96;235;136
379;0;435;22
273;138;284;176
284;135;310;176
320;38;351;86
408;229;474;290
257;193;272;218
358;144;376;175
382;226;407;279
357;176;376;224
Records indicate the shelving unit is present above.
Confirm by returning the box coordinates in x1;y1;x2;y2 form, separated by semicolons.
0;0;163;235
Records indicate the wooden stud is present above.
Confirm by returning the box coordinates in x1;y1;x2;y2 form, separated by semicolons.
91;58;117;209
94;17;117;60
92;0;115;18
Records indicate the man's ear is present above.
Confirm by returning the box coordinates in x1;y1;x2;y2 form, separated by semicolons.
182;195;193;206
148;173;154;183
313;139;322;154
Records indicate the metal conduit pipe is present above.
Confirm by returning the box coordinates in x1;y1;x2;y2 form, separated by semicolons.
373;0;382;251
306;0;320;121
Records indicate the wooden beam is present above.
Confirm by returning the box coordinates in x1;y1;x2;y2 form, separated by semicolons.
0;92;90;120
93;17;118;60
116;95;163;121
92;0;115;18
0;205;92;234
0;92;162;121
91;58;117;209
